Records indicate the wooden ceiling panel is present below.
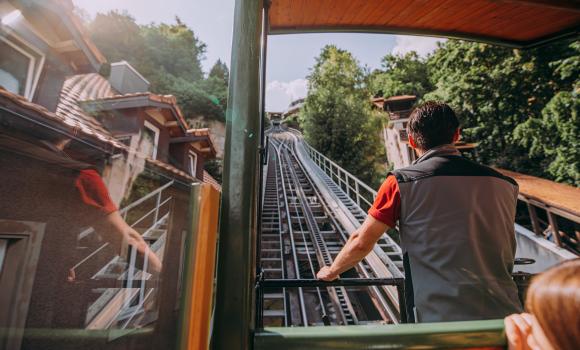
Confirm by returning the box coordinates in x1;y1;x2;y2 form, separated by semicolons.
268;0;580;48
396;0;450;27
351;1;384;25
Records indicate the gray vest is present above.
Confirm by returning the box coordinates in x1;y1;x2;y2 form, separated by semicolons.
393;145;522;322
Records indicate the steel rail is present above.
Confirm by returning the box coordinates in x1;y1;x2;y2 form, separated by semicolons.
288;130;404;279
271;138;309;326
265;128;404;325
278;135;390;325
281;143;358;325
276;138;332;325
259;145;289;327
271;146;289;326
282;142;402;323
281;144;346;324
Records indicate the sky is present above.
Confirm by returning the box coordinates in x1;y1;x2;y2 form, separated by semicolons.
73;0;443;112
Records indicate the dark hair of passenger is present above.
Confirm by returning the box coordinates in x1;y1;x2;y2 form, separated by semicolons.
526;258;580;350
407;101;459;150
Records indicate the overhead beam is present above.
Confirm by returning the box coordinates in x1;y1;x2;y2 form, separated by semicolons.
268;25;580;49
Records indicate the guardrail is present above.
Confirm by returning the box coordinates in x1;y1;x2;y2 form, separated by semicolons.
73;180;175;273
297;135;378;211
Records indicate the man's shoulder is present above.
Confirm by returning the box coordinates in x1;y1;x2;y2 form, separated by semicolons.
393;156;518;187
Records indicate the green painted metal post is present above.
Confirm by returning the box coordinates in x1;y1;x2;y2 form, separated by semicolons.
212;0;264;349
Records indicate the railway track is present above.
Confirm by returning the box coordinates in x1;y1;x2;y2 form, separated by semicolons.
259;129;403;327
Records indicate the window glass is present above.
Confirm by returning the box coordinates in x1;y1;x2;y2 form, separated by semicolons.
143;122;160;159
189;152;198;177
0;1;221;348
0;39;30;96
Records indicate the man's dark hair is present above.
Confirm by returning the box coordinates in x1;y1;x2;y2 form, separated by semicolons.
407;101;459;150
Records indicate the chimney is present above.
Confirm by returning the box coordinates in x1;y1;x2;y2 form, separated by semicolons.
108;61;150;94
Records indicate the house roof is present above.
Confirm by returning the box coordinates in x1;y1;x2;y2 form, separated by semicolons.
0;84;196;184
497;168;580;219
385;95;417;102
80;92;190;131
0;85;124;151
56;74;118;140
58;0;107;65
268;1;580;48
186;128;217;157
371;97;385;108
147;158;195;182
17;0;107;72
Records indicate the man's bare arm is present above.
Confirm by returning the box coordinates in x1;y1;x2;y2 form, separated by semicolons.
106;211;162;273
316;215;389;281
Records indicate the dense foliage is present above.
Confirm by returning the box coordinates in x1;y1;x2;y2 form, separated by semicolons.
370;39;579;186
368;51;433;99
89;11;228;121
301;46;386;187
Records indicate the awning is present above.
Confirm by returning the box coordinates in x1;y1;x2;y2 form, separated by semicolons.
268;0;580;48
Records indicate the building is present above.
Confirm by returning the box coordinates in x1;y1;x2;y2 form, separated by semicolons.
0;1;218;348
283;97;304;119
375;95;476;169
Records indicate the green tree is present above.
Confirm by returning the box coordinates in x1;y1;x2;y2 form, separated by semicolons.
89;11;225;121
195;60;230;110
208;59;229;84
369;51;433;99
89;11;146;64
139;17;206;83
301;45;385;186
424;39;578;181
513;41;580;185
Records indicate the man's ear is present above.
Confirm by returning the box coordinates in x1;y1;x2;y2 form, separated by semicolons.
452;128;461;143
409;134;417;149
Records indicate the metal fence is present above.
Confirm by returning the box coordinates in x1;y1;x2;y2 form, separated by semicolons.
299;138;377;211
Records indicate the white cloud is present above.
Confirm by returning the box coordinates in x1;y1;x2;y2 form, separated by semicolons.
392;35;446;57
266;78;308;112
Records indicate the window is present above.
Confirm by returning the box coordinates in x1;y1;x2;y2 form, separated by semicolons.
188;151;198;177
116;135;132;146
143;120;160;159
0;35;44;99
0;220;44;350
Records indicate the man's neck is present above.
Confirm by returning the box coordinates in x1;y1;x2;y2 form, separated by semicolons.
413;144;459;160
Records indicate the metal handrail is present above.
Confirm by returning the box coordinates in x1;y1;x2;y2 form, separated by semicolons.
72;181;174;272
288;128;377;211
120;180;175;215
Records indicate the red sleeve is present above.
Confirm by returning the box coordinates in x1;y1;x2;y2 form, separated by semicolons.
368;175;400;227
75;169;118;215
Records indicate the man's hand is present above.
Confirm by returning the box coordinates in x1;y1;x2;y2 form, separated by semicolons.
315;216;388;282
316;266;339;281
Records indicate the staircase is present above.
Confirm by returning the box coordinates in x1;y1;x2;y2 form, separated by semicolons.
70;181;174;330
